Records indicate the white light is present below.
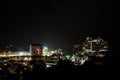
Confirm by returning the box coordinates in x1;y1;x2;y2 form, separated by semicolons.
43;46;48;51
51;51;54;54
19;52;23;56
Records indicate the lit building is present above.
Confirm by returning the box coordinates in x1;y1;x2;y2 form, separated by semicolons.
30;44;42;56
83;37;108;53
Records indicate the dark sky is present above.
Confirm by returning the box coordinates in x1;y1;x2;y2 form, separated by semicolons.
1;0;119;49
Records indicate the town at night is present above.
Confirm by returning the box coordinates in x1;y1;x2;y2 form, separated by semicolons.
1;0;119;80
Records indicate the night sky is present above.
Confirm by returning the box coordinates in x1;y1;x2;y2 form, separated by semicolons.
1;0;119;49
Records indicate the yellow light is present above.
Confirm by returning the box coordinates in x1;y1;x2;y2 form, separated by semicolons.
96;54;105;58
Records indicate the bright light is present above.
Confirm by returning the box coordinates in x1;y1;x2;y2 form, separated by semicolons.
66;55;70;60
43;46;48;51
19;52;23;56
51;51;54;54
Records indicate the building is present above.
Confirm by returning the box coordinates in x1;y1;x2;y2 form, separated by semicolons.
83;37;108;53
30;44;42;56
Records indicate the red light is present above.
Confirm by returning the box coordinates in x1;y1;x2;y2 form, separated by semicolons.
37;49;40;55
